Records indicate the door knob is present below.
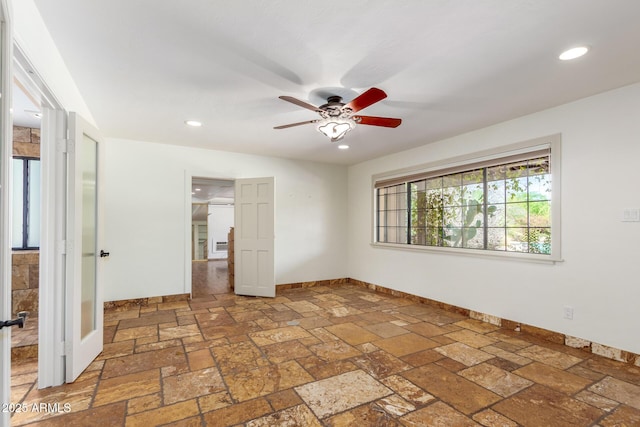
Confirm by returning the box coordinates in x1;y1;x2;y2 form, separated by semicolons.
100;250;110;257
0;311;28;329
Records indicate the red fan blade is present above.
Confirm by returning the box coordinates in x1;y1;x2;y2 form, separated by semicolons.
355;115;402;128
344;88;387;113
274;120;319;129
278;96;321;112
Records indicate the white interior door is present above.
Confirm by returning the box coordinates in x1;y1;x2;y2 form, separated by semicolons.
0;0;12;423
234;177;275;297
65;112;104;382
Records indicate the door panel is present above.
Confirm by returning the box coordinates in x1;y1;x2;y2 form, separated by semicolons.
234;177;275;297
66;113;104;382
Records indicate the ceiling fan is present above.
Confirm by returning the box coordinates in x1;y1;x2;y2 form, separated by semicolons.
274;87;402;143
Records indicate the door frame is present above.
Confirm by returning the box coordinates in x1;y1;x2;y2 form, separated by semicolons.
1;0;13;423
13;43;68;388
183;171;235;297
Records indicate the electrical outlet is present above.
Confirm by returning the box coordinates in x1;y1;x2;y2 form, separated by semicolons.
563;306;574;320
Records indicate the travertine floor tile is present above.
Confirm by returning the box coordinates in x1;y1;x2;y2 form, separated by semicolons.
295;370;392;419
352;350;412;379
324;322;380;345
246;404;322;426
459;363;533;397
125;399;199;427
514;362;593;394
363;321;409;338
402;364;502;414
472;408;518;427
211;340;269;373
374;332;439;357
381;374;436;406
249;325;311;346
492;384;604;427
435;342;494;366
589;376;640;409
10;277;640;427
400;401;480;426
445;329;499;348
224;360;313;401
599;404;640;426
162;367;226;404
517;344;583;369
93;369;160;406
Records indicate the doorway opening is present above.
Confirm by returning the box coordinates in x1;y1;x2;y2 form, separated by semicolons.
191;177;234;297
10;79;42;362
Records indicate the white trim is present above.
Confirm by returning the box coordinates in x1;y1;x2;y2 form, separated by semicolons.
372;135;557;184
371;134;562;262
38;107;66;388
1;1;13;424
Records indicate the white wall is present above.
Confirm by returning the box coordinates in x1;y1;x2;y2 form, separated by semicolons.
103;138;348;301
348;82;640;355
208;205;233;259
13;0;95;124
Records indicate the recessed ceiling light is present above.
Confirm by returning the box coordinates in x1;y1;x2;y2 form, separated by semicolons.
338;144;349;150
559;46;589;61
195;188;201;192
185;120;202;127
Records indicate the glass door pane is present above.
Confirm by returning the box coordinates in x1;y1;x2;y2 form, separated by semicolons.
80;134;97;338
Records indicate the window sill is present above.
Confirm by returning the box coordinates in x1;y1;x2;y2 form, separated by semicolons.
370;242;563;264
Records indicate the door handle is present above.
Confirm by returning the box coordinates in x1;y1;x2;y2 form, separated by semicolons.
0;311;28;329
100;250;110;258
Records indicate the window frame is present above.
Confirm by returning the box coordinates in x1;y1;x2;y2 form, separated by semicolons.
12;156;40;250
371;134;562;263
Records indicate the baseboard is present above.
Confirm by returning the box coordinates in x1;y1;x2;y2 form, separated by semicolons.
104;293;190;311
278;277;640;368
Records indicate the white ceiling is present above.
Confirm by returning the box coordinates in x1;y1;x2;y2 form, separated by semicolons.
13;82;41;129
32;0;640;165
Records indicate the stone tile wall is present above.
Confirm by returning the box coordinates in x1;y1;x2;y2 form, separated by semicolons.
13;125;40;157
12;125;41;315
12;251;39;314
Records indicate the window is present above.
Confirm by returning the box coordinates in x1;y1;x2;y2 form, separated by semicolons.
374;136;560;260
12;157;40;249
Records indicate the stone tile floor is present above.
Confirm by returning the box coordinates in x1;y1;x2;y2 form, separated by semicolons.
10;284;640;426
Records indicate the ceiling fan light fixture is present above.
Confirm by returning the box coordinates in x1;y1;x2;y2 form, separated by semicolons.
317;117;356;142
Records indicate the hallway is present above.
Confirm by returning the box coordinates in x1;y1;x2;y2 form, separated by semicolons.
191;260;231;298
9;276;640;425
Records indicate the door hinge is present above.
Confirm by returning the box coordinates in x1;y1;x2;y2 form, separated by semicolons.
61;341;70;357
57;138;74;154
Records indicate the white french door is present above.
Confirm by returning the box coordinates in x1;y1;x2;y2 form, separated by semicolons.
234;177;275;297
65;113;104;382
